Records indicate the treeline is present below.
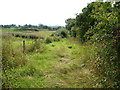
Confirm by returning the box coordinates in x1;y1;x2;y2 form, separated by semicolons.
65;1;120;88
0;24;64;31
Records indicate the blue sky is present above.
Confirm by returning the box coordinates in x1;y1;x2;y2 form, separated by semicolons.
0;0;94;26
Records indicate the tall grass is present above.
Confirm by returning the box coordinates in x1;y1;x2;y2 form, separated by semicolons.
2;33;118;88
2;33;48;88
2;34;28;68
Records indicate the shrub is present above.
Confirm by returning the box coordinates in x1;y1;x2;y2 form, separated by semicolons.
45;37;52;44
51;28;69;38
26;39;47;53
52;36;61;42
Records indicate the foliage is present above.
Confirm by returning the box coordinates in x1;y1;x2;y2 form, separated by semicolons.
51;28;69;38
2;35;28;69
2;1;120;88
45;37;53;44
2;34;48;88
2;33;118;88
65;1;120;88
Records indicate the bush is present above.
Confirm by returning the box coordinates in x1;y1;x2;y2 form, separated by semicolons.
45;37;53;44
26;39;45;53
51;28;69;38
52;36;61;42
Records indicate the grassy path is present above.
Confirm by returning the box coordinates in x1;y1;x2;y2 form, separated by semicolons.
5;38;100;88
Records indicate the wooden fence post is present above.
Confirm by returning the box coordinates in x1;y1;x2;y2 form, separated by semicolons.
9;40;11;54
34;39;37;50
23;40;26;53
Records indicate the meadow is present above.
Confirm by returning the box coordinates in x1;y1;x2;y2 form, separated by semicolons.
2;28;117;88
1;1;120;88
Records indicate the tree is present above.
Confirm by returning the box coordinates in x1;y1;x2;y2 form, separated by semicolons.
65;18;76;37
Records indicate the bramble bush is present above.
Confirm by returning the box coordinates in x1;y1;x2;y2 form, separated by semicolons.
65;1;120;88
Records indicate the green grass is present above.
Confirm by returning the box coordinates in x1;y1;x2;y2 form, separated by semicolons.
35;31;55;38
2;29;114;88
1;28;31;33
1;28;55;40
1;28;50;32
37;29;49;31
2;36;104;88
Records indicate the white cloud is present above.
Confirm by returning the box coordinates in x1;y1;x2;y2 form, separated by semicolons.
0;0;92;26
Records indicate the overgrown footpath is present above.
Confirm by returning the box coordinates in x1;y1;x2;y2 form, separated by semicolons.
2;1;120;88
2;32;106;88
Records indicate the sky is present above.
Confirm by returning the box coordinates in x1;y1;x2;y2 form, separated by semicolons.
0;0;95;26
